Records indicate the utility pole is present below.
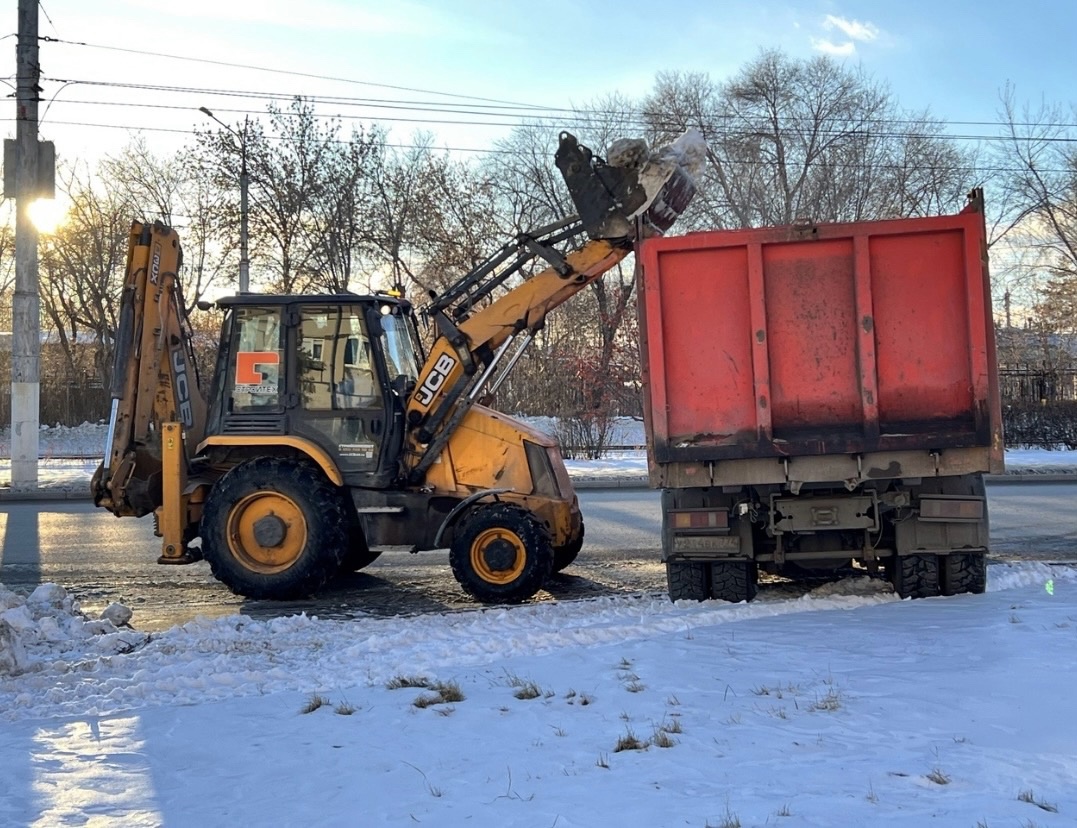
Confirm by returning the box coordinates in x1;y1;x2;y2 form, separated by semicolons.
10;0;41;489
199;107;250;292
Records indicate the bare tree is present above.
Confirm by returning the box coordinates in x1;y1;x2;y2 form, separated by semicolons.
304;125;381;294
642;51;976;229
194;97;343;293
105;138;228;311
361;133;442;294
38;163;132;393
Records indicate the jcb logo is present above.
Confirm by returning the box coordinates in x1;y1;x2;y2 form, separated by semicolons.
171;345;195;427
416;353;457;406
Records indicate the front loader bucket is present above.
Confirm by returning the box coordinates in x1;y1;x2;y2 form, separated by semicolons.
555;131;697;241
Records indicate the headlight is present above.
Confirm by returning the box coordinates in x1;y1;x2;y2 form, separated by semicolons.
524;440;560;498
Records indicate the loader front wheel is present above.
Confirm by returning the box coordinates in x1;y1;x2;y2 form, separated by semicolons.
450;503;553;604
201;458;348;599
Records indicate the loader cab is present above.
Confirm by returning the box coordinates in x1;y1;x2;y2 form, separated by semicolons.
206;293;423;487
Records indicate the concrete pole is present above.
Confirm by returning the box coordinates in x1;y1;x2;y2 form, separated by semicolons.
11;0;40;489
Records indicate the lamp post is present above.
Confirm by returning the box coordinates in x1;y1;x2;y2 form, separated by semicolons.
199;107;249;293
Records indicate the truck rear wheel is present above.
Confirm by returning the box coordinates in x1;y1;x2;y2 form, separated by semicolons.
889;553;940;599
711;561;758;603
940;553;987;596
200;458;349;599
552;521;584;572
665;560;710;602
449;503;553;603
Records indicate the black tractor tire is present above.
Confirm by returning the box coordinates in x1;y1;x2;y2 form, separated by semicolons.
666;560;710;602
711;560;758;604
940;553;987;596
889;553;940;599
449;503;553;603
552;521;585;572
200;458;349;600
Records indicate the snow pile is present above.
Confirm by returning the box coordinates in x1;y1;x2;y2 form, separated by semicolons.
0;421;106;458
3;565;1072;724
0;583;144;678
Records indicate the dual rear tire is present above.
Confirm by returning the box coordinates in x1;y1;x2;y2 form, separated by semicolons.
666;559;758;603
889;552;987;598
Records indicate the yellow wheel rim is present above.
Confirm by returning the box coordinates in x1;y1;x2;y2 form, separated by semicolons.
225;491;307;574
469;527;526;585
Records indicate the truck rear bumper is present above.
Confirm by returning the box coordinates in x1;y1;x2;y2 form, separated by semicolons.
653;446;1001;491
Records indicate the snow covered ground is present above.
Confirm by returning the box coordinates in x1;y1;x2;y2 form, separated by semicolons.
1;566;1075;825
3;422;1077;824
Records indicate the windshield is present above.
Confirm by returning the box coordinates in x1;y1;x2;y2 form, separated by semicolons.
379;312;420;382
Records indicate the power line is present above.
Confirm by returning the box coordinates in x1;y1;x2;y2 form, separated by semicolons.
35;38;1077;134
38;35;557;112
19;118;1077;174
29;75;1077;149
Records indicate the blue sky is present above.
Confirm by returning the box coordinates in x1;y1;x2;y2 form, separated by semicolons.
2;0;1073;160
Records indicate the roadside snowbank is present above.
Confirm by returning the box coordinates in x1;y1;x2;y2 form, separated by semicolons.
1;563;1070;722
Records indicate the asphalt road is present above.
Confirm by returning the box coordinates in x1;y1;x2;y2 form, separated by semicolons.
1;483;1073;631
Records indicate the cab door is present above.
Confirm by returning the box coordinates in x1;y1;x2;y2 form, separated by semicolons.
291;303;388;483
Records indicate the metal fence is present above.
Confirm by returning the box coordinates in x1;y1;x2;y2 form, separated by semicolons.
998;365;1077;403
0;382;111;429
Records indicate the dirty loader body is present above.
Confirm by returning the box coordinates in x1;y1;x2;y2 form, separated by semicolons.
94;131;696;603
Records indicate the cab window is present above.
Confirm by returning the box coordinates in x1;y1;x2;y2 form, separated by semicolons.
226;306;283;412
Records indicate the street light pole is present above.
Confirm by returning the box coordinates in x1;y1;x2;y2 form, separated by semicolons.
199;107;250;293
238;116;249;294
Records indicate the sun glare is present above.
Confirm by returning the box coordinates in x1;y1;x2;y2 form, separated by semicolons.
28;198;65;233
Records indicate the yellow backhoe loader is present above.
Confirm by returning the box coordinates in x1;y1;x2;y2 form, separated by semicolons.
92;131;697;603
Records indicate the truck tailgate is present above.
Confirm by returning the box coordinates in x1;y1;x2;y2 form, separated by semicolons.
638;205;1002;466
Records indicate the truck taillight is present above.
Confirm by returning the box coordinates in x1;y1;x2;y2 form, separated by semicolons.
919;497;984;522
671;509;729;530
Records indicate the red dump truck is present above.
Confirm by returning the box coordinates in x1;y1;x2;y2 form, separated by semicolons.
638;189;1003;602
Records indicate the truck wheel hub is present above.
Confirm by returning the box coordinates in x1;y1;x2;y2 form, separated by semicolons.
252;514;287;548
483;539;517;571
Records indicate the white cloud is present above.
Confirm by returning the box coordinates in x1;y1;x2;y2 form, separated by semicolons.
823;14;880;42
811;38;856;57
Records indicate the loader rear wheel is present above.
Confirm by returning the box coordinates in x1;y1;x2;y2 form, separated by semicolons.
552;521;584;572
940;553;987;596
889;553;940;599
666;560;710;602
450;503;553;604
201;458;349;599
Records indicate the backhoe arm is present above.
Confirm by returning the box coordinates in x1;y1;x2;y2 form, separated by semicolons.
92;222;207;518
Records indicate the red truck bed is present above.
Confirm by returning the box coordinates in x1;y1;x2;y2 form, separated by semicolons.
638;201;1003;469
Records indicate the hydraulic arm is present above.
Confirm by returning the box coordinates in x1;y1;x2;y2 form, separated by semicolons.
402;131;698;483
